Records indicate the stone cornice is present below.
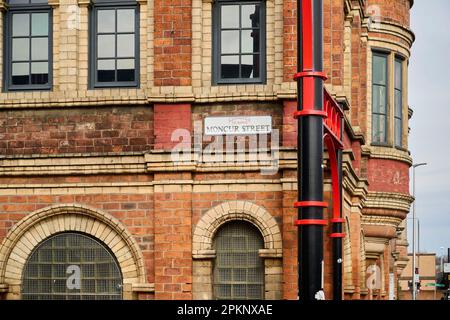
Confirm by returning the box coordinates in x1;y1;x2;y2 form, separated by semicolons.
367;21;415;53
361;145;413;166
364;191;414;214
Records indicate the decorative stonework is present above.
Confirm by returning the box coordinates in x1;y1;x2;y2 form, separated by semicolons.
193;201;282;255
192;201;282;300
0;204;147;299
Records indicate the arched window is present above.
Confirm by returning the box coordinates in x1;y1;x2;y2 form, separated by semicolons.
4;0;52;91
213;221;264;300
89;0;139;88
21;232;122;300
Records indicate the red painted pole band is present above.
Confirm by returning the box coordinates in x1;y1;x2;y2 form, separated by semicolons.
293;71;328;81
295;219;328;226
330;233;346;238
294;201;328;208
293;110;328;119
331;218;345;224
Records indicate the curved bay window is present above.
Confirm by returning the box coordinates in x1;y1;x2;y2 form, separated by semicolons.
22;233;123;300
4;0;52;91
89;0;139;88
213;0;266;84
213;221;264;300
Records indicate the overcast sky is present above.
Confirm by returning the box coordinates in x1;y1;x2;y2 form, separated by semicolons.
407;0;450;256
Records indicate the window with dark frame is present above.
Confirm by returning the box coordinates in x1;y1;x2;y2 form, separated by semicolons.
90;1;139;88
372;52;388;145
213;221;264;300
213;0;266;84
4;0;52;91
394;57;403;148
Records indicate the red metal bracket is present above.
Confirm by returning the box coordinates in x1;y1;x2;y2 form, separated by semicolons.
295;219;328;226
330;233;346;238
293;110;328;119
293;71;328;81
294;201;328;208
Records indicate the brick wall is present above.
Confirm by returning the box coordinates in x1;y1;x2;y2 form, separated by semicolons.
0;175;154;284
154;0;192;86
154;104;192;150
367;0;411;26
283;0;296;82
0;107;153;155
367;159;410;194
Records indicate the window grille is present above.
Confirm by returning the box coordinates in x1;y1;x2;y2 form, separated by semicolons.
213;221;264;300
22;232;123;300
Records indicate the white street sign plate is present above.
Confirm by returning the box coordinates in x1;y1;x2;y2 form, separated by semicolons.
204;116;272;136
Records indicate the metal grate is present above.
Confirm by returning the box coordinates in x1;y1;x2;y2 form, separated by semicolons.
22;232;123;300
213;221;264;300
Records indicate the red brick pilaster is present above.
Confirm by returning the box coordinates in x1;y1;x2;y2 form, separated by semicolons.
154;174;193;300
283;101;297;148
154;104;192;150
154;0;192;86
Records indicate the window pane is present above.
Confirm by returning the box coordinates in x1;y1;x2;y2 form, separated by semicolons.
98;35;116;58
242;55;259;78
117;34;134;57
372;85;386;115
12;63;30;85
372;114;386;144
241;29;259;54
13;38;30;61
117;59;135;82
213;222;264;300
242;5;259;28
98;10;115;33
31;38;48;60
395;60;402;90
13;14;30;37
373;54;387;85
395;118;402;147
117;9;135;33
31;62;48;84
9;0;30;4
221;5;239;29
221;30;239;54
32;13;49;36
221;55;239;79
395;90;403;118
97;59;115;82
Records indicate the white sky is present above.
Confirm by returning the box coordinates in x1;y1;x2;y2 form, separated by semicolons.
407;0;450;256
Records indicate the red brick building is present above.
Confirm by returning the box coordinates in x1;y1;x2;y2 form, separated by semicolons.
0;0;414;300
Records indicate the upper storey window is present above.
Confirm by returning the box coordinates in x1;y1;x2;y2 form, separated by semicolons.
4;0;52;91
371;51;406;148
213;0;266;84
394;57;403;148
90;0;139;88
372;52;388;145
